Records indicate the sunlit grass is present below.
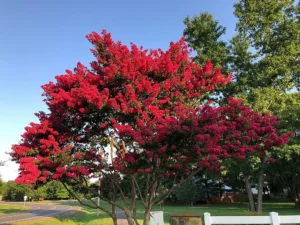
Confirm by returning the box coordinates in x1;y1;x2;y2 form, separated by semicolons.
0;204;28;215
10;200;300;225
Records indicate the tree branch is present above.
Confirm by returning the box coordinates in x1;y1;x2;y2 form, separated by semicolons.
133;176;146;206
67;177;125;211
61;181;113;217
104;171;130;208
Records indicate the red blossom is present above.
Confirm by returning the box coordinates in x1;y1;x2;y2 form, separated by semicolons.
145;168;152;174
75;136;81;141
56;167;66;174
75;153;83;159
267;158;275;163
200;161;210;168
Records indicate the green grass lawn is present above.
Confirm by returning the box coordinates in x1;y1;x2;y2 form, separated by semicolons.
11;200;300;225
0;204;28;215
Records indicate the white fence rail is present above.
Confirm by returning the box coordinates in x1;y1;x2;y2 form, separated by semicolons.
204;212;300;225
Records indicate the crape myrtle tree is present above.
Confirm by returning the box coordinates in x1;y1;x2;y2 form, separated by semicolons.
10;31;291;225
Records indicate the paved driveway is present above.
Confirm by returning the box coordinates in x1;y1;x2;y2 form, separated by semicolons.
0;202;73;225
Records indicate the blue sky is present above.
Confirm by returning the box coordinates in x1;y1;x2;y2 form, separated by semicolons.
0;0;237;181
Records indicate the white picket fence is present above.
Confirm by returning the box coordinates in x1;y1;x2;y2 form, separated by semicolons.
204;212;300;225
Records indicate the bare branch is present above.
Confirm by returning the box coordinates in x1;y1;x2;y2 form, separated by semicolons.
61;181;113;217
103;171;130;208
133;176;146;206
144;174;150;203
129;176;140;225
67;177;125;210
148;180;158;209
151;168;201;207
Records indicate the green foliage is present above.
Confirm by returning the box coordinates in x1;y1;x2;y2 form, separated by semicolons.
3;181;32;201
184;13;229;72
173;179;201;205
266;145;300;201
45;181;69;200
0;176;4;195
119;175;133;197
0;204;27;215
233;0;300;91
32;185;47;199
1;176;82;202
184;0;300;95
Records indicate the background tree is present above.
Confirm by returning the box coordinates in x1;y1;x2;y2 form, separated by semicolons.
3;181;32;201
173;179;200;206
183;0;299;212
261;91;300;207
266;146;300;206
45;181;69;200
0;176;4;196
32;185;47;200
184;0;300;95
183;13;229;73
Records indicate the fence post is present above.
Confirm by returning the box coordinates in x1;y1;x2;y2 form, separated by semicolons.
204;212;211;225
270;212;280;225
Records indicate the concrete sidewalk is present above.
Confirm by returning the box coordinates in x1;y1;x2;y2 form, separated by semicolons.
115;208;129;225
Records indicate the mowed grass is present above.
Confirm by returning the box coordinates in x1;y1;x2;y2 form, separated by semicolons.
0;204;28;214
11;200;300;225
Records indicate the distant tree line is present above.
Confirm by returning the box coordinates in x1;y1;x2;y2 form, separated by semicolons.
0;177;83;201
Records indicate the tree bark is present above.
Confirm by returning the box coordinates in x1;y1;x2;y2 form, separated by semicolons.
239;189;244;205
205;179;210;199
111;204;117;225
112;215;118;225
219;182;222;197
256;169;264;213
143;207;151;225
292;174;300;208
124;209;135;225
294;192;300;208
245;175;255;211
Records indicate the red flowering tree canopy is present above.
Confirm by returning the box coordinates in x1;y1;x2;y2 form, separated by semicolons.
10;30;291;186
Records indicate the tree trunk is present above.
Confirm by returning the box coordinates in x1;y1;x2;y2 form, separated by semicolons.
256;169;264;213
245;176;255;211
292;174;300;208
125;209;135;225
133;207;140;225
295;199;300;208
111;205;118;225
239;189;244;205
294;192;300;208
112;216;118;225
143;207;151;225
205;179;210;199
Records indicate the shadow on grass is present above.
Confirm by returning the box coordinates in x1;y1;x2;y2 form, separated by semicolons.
0;203;27;215
54;207;114;225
